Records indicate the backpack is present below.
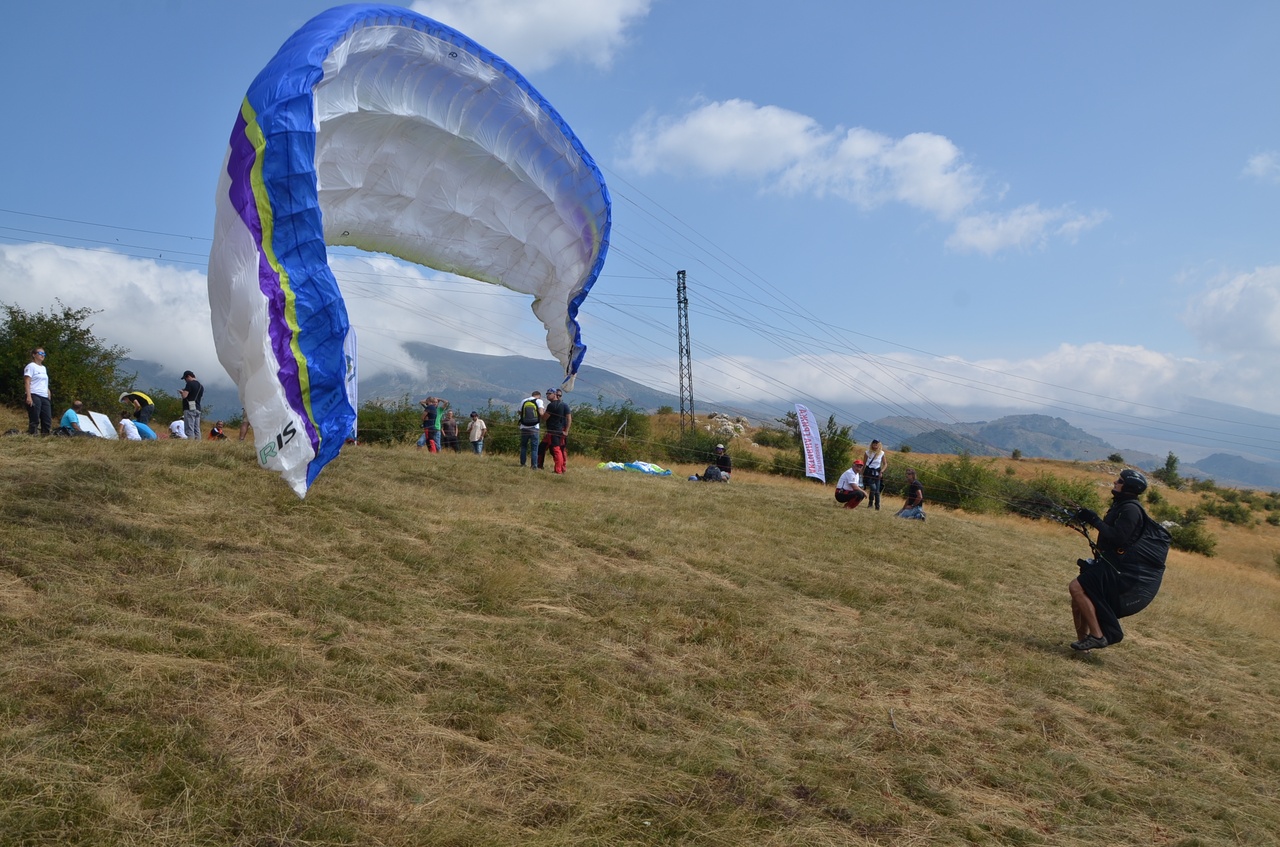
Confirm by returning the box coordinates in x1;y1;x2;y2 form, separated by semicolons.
1115;501;1172;571
520;399;540;426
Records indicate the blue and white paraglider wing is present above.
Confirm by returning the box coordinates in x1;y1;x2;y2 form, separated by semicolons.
208;3;611;496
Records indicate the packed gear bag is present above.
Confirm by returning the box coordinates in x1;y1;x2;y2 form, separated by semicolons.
520;399;541;426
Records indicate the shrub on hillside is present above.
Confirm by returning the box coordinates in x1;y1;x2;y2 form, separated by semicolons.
752;427;795;450
924;453;1004;513
1;301;133;413
569;399;651;462
1169;520;1217;557
1006;472;1099;520
358;395;422;446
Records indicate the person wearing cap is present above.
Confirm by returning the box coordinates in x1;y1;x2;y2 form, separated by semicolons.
540;387;572;474
835;459;867;508
119;390;156;425
179;370;204;441
1067;469;1169;651
23;347;52;435
537;387;559;470
694;444;732;482
467;411;488;454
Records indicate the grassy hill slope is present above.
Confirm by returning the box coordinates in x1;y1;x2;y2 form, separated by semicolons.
2;421;1279;845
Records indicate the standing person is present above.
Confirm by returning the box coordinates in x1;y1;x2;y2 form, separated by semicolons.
540;387;572;474
467;411;488;454
179;370;204;441
119;390;156;425
1068;469;1169;651
23;347;52;435
863;439;888;511
433;398;448;452
441;409;460;452
517;390;544;468
168;419;187;440
238;411;250;441
835;459;867;508
418;397;438;452
538;388;560;470
895;468;925;520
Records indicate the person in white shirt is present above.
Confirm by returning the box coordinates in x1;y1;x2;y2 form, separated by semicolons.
169;420;187;439
862;439;888;511
467;411;488;454
119;417;142;441
23;347;52;435
835;460;867;509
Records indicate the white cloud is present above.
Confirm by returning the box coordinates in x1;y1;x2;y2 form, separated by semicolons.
1184;265;1280;353
678;340;1280;419
0;243;221;384
0;244;551;389
410;0;650;72
622;99;1103;254
1243;151;1280;183
947;205;1108;255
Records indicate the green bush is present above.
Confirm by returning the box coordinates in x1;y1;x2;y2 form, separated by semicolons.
923;453;1004;514
569;398;651;462
1107;453;1124;463
357;395;423;446
1169;520;1217;557
752;427;795;450
1005;472;1099;520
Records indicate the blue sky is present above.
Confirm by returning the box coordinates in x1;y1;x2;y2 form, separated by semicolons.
3;1;1279;459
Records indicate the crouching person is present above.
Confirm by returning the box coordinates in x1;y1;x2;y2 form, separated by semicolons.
835;460;867;508
1068;469;1169;651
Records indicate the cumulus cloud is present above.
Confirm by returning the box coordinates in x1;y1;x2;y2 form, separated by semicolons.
1243;151;1280;183
621;98;1103;254
684;339;1280;416
411;0;650;72
947;205;1108;255
1184;265;1280;353
0;244;550;389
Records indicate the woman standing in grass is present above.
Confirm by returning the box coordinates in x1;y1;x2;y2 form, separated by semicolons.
863;439;887;510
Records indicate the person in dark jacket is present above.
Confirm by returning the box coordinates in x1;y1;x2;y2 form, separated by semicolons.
1068;469;1169;651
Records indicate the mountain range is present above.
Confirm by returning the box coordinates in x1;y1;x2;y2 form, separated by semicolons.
123;344;1280;490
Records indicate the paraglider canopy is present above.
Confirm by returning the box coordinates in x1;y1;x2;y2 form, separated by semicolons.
208;3;611;496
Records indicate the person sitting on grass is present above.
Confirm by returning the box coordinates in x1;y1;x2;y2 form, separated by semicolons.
895;468;925;520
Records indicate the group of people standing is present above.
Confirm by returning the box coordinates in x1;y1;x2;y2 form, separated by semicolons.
22;345;211;442
833;439;925;519
418;396;490;455
516;387;572;473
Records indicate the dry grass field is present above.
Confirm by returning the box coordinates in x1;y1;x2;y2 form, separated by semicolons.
2;406;1279;846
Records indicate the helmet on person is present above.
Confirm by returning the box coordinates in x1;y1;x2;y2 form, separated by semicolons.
1118;468;1148;495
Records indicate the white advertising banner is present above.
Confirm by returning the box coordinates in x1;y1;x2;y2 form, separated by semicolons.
795;403;825;482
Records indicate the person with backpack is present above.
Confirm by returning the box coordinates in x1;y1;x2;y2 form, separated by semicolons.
1068;469;1170;651
518;390;544;468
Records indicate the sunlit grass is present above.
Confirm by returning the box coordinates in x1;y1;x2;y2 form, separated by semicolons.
1;410;1279;845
